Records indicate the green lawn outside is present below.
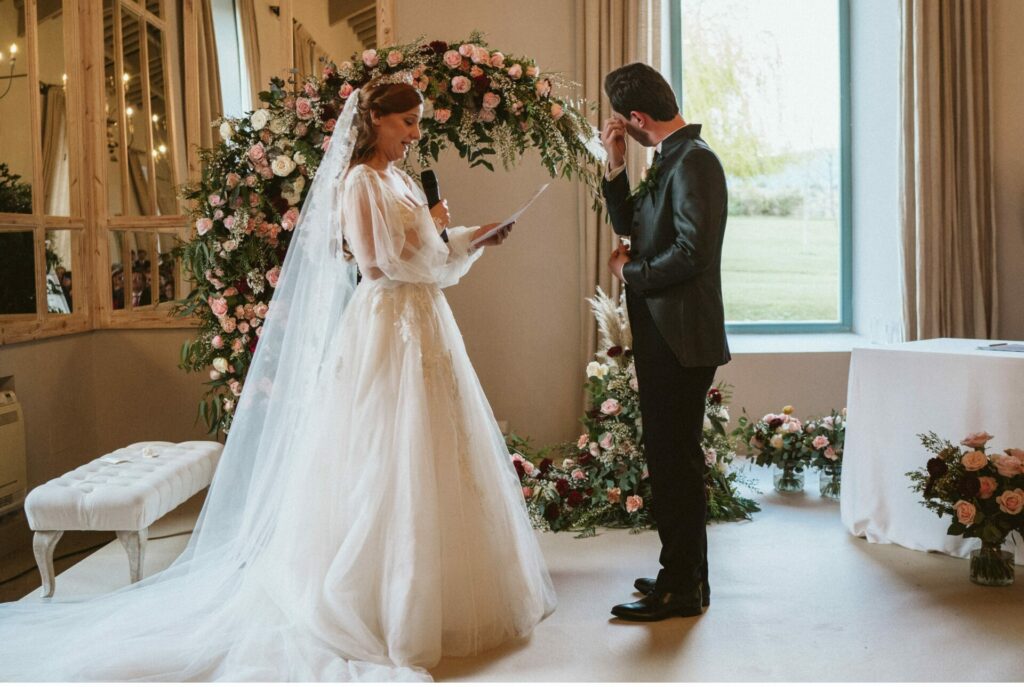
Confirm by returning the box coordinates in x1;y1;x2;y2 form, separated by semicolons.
721;216;839;322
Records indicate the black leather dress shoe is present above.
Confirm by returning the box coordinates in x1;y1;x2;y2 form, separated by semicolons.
611;587;703;621
634;577;710;607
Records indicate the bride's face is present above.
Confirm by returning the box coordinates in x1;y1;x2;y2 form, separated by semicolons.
373;105;424;162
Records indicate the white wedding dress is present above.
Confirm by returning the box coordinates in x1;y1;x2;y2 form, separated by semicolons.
0;162;555;681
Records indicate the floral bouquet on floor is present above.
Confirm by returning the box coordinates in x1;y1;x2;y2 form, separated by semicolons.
804;409;846;499
508;288;759;536
907;431;1024;586
733;406;811;493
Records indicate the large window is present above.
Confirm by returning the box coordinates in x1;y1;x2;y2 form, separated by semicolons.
670;0;851;332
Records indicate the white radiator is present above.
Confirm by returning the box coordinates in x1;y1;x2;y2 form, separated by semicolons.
0;390;27;517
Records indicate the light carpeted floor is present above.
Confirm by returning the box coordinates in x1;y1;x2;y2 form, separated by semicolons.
18;467;1023;681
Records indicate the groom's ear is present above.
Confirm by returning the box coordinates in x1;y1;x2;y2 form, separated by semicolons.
629;111;648;129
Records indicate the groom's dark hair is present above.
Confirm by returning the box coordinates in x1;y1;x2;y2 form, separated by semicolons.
604;63;679;121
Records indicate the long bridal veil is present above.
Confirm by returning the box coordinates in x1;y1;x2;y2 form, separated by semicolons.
0;91;425;681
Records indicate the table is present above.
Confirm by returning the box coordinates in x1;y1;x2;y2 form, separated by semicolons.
840;338;1024;564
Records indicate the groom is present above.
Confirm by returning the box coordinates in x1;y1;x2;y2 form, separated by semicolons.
601;63;730;621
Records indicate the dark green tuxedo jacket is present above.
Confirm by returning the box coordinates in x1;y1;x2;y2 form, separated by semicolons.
603;124;731;368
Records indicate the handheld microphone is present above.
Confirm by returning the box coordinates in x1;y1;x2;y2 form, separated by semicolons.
420;170;448;243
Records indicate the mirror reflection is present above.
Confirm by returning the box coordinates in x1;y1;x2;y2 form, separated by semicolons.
157;233;178;303
121;7;154;215
38;0;71;216
103;0;124;214
0;231;37;314
0;1;34;214
109;229;125;309
147;24;176;215
45;229;74;314
129;231;154;307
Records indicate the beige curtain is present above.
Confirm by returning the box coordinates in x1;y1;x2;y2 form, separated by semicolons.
196;0;223;149
900;0;998;340
238;0;262;106
293;21;329;81
576;0;662;369
40;86;69;216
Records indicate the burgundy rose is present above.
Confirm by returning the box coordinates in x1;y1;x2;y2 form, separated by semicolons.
567;490;584;507
247;336;259;354
472;75;489;94
958;474;981;499
514;461;526;479
926;457;949;478
707;387;723;405
544;502;560;522
577;453;593;466
233;279;252;296
428;40;448;54
768;417;784;430
585;487;594;496
555;478;570;497
270;195;290;215
586;409;603;419
607;346;623;357
539;458;553;475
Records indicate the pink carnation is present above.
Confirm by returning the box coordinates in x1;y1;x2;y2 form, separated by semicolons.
625;495;644;513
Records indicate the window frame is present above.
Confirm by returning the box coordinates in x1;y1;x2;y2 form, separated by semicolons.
667;0;853;334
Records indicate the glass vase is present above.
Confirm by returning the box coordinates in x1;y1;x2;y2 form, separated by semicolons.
773;463;804;493
818;463;842;500
970;542;1015;586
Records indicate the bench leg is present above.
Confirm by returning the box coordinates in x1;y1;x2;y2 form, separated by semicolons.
115;528;148;584
32;530;64;598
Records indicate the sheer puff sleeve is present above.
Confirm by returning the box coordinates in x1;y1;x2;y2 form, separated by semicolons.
340;166;483;287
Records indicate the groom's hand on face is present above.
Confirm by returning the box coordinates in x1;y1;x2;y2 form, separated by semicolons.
609;243;631;282
601;117;627;169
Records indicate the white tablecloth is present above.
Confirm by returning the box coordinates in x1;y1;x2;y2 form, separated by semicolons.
840;338;1024;563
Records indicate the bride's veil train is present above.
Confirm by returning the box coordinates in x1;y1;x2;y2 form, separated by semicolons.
0;90;429;681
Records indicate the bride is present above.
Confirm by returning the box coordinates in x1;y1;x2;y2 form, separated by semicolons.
0;80;556;681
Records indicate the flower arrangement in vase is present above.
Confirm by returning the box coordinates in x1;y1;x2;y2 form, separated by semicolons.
804;409;846;500
734;406;810;493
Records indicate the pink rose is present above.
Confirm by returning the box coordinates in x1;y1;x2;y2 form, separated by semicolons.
996;488;1024;515
223;215;236;230
254;302;269;318
458;43;474;57
443;50;462;68
507;64;523;80
629;376;639;391
340;61;353;72
607;487;621;504
978;476;998;499
625;495;644;513
953;499;977;525
526;65;540;78
451;76;471;94
961;432;994;449
209;369;221;380
247;143;265;163
433;108;452;124
489;51;505;68
266;266;281;288
303;81;317;98
362;49;379;67
1007;448;1024;460
231;338;244;353
211;335;224;349
577;433;588;450
477;108;496;123
237;321;250;334
601;399;622;416
281;207;300;231
295;97;313;120
812;436;830;450
482;92;501;109
213;209;224;220
510;453;524;464
589;441;600;457
339;83;354;99
469;65;484;79
572;469;586;481
961;450;989;471
244;174;257;186
824;446;837;461
387;50;403;67
196;218;213;236
521;460;535;476
992;453;1024;477
415;76;429;91
223;286;238;297
471;46;490;64
599;432;614;450
522;486;533;499
220;317;237;333
550;102;564;119
704;448;717;466
229;379;243;396
208;193;224;207
208;296;228;317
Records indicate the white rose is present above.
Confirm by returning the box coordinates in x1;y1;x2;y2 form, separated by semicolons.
250;108;270;130
212;357;229;374
292;151;306;166
271;155;297;177
586;361;601;378
703;415;713;430
770;434;784;449
219;121;234;141
720;408;730;422
269;116;290;135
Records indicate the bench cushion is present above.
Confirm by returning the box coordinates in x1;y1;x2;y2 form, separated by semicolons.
25;441;223;532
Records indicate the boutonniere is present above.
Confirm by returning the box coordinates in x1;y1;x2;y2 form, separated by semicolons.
630;157;661;202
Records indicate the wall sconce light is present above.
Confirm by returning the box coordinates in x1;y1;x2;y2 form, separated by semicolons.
0;43;22;101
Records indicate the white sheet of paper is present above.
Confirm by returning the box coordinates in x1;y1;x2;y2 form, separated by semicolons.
471;183;550;247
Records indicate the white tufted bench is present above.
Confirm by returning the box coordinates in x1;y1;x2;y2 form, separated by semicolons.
24;441;223;598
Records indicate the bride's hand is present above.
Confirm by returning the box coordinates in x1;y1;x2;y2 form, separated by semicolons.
473;222;514;247
430;199;450;230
